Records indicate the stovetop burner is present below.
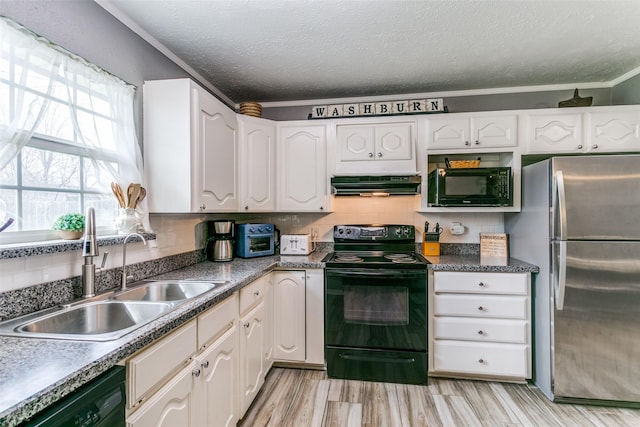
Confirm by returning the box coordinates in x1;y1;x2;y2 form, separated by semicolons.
334;255;364;263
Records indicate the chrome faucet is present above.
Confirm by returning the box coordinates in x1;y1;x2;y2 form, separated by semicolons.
121;233;147;291
82;207;108;298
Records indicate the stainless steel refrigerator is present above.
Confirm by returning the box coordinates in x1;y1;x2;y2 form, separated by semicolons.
506;154;640;405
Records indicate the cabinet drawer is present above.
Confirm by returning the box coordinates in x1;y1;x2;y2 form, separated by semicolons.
240;276;267;315
127;320;197;408
434;272;528;295
433;340;528;378
434;294;528;319
198;293;238;350
434;317;528;343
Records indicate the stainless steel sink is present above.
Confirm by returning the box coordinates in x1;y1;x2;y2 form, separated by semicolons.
0;279;228;341
113;280;221;302
1;300;173;341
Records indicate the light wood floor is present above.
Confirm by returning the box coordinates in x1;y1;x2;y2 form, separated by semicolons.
239;368;640;427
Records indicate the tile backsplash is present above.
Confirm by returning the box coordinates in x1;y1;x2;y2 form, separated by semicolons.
0;197;504;293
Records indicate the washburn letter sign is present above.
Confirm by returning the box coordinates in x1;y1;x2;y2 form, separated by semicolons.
311;98;444;118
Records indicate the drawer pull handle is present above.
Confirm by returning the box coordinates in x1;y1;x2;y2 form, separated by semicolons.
254;291;260;296
192;368;201;378
478;358;485;364
478;330;484;335
244;322;250;328
478;282;485;287
478;306;485;311
202;360;210;369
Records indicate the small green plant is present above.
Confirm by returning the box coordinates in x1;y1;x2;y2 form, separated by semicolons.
52;213;85;232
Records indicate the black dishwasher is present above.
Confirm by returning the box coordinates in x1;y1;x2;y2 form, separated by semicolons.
22;366;125;427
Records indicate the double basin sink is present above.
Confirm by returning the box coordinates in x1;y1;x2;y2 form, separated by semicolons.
0;280;227;341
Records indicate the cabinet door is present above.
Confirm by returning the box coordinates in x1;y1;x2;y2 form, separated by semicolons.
239;301;265;415
238;116;276;211
198;325;239;427
337;125;376;161
426;116;470;149
277;124;327;212
195;87;238;212
272;271;306;362
127;361;197;427
304;269;325;366
587;110;640;153
471;115;517;148
375;123;414;160
263;273;274;372
525;112;584;154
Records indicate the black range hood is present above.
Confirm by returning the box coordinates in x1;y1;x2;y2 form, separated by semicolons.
331;175;421;196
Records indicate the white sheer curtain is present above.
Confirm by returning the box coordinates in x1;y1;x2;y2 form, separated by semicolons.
0;17;61;169
0;15;150;232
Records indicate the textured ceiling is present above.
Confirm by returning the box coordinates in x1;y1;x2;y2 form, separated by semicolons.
101;0;640;104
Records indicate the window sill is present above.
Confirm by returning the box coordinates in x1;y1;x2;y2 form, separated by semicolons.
0;233;156;260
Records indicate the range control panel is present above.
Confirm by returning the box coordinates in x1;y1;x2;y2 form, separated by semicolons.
333;225;415;241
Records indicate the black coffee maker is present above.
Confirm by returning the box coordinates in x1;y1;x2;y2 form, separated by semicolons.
205;220;235;262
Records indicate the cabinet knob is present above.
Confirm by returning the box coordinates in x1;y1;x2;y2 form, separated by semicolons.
478;358;485;364
478;282;485;287
474;140;480;145
577;144;583;149
478;330;484;336
478;306;485;311
202;360;210;369
200;204;206;211
368;152;374;158
320;206;324;210
592;144;599;149
254;291;260;297
192;368;201;378
244;322;250;328
464;141;471;146
377;152;383;157
245;206;249;210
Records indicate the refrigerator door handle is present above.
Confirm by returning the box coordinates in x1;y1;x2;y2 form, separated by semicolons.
555;170;567;241
556;241;567;310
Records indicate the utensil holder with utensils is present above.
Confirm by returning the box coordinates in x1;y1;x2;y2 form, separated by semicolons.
111;182;146;234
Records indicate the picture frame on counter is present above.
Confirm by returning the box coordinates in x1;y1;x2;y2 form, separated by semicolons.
480;232;509;265
310;98;445;119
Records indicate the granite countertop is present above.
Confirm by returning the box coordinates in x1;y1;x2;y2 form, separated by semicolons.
0;252;327;427
425;255;539;273
0;250;537;426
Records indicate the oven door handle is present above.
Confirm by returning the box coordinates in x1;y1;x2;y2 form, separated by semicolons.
327;269;425;278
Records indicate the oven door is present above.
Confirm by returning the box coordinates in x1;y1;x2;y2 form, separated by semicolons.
325;268;427;351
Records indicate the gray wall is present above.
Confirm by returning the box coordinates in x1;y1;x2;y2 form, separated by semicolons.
0;0;192;143
262;88;613;121
613;73;640;105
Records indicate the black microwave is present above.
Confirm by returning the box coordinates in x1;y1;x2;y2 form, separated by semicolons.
428;167;512;207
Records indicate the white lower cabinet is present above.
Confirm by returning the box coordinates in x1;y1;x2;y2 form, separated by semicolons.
429;271;531;382
127;294;240;427
271;269;325;366
197;325;239;427
272;270;306;362
239;301;265;415
126;360;198;427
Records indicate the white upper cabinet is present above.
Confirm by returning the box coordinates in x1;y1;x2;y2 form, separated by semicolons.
276;122;329;212
143;78;238;213
586;109;640;153
237;115;276;212
524;106;640;154
426;114;517;150
525;111;584;154
334;121;417;174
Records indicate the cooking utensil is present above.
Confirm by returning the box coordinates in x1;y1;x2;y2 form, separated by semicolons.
128;184;141;208
424;221;429;232
111;182;126;208
0;217;14;232
434;223;442;234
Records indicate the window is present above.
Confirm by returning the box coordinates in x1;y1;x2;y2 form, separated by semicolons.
0;16;146;243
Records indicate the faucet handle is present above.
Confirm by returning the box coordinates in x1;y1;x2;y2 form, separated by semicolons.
99;251;109;270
